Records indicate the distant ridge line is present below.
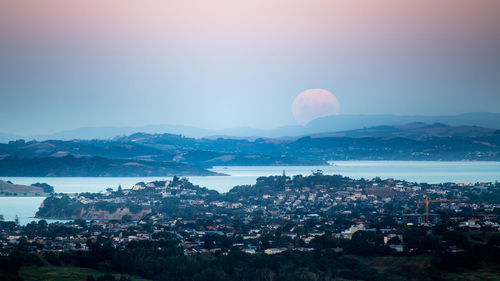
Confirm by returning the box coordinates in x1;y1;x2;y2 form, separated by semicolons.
0;112;499;143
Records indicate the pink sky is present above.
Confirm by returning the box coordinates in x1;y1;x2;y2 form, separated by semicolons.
1;0;499;133
2;0;499;55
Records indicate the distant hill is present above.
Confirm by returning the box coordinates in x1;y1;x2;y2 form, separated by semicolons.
303;112;500;136
0;137;313;167
113;129;500;161
0;132;21;144
0;156;221;177
0;122;499;177
33;124;216;141
306;122;498;140
1;112;499;142
0;180;44;195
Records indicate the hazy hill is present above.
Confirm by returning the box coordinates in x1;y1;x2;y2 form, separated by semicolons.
304;112;500;136
306;122;498;140
0;122;499;177
0;156;220;177
0;132;21;144
0;137;309;167
115;129;500;162
2;112;499;142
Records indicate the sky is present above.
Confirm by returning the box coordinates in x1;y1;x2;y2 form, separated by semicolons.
1;0;500;135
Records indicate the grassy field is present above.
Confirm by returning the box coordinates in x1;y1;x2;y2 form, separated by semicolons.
349;255;433;280
351;255;500;281
16;258;500;281
0;180;47;196
464;231;498;245
19;266;150;281
441;263;500;281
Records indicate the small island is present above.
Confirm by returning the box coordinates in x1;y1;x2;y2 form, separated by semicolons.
0;180;54;197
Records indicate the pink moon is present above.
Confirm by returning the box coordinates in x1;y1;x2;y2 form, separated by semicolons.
292;89;340;126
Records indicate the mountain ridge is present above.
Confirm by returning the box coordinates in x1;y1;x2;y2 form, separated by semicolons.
301;122;498;140
0;122;499;177
1;112;499;142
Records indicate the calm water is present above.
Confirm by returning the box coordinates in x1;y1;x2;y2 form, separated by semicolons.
0;197;71;225
1;161;499;225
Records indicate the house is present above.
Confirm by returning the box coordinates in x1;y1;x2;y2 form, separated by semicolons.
389;244;404;253
242;248;256;254
336;224;364;239
264;248;286;255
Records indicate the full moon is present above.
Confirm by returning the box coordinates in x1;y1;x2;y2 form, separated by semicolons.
292;89;340;126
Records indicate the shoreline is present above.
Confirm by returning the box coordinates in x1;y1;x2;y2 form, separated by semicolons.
0;193;50;198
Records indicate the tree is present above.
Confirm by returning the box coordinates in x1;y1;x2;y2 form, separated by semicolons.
97;274;116;281
387;236;402;245
121;215;133;223
348;231;389;256
31;182;54;193
38;219;48;230
312;169;324;176
14;215;19;225
203;238;216;250
172;176;180;185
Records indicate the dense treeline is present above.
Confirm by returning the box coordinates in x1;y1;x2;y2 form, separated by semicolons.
35;195;85;218
228;173;349;198
1;241;384;281
2;230;499;281
30;182;54;193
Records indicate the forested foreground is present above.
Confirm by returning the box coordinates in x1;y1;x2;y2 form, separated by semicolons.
1;235;500;281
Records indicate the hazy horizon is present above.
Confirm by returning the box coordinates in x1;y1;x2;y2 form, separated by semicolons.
1;112;499;142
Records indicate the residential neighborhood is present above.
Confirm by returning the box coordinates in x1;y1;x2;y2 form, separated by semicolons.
2;173;498;258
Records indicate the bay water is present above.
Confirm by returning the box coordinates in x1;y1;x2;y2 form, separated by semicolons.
1;161;499;225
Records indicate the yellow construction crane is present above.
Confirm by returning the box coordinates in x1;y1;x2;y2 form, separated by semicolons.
414;197;461;223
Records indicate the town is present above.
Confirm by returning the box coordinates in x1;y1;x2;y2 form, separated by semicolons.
1;172;499;280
